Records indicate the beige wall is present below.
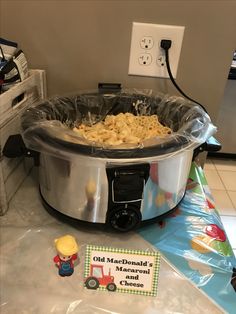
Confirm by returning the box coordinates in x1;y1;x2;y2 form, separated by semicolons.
1;0;236;121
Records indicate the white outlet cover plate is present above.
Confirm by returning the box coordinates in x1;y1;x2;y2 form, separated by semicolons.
128;22;185;79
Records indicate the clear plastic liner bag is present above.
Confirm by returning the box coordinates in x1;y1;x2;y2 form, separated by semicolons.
21;89;216;159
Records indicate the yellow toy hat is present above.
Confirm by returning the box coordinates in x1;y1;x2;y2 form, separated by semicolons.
54;235;78;256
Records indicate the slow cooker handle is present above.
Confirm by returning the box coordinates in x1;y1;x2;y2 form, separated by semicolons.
98;82;122;93
193;136;221;159
3;134;40;166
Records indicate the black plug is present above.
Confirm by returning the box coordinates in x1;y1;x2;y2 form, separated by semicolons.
160;39;172;51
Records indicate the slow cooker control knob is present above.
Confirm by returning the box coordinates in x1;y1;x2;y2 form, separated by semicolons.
108;207;141;232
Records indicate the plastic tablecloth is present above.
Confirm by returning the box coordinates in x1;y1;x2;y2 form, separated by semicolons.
139;163;236;313
0;163;235;313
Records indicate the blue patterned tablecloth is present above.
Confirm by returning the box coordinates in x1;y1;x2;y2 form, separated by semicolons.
139;162;236;313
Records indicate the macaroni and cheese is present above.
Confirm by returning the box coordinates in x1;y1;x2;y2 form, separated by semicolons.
73;113;171;146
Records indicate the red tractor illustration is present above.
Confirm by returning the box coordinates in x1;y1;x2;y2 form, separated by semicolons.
85;264;117;292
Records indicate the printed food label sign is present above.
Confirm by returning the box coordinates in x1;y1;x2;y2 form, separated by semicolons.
84;245;160;296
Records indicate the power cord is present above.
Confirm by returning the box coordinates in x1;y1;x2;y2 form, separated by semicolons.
160;39;208;113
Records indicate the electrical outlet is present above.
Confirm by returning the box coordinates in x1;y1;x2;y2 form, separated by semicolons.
128;22;185;78
138;53;152;65
140;37;154;49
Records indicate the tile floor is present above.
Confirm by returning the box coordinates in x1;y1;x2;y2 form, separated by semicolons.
204;158;236;256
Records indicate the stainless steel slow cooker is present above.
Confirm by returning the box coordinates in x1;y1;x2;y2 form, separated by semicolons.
3;87;220;231
38;148;193;231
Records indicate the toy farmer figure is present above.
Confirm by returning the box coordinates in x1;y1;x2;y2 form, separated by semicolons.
53;235;78;277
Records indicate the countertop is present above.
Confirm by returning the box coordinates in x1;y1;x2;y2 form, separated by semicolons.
0;170;223;314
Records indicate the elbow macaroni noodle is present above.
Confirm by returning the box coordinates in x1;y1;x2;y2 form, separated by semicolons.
73;113;172;146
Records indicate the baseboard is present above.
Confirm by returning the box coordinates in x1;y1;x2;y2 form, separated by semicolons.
207;152;236;160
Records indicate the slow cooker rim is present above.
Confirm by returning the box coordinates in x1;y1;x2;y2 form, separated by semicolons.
31;128;191;159
21;91;209;159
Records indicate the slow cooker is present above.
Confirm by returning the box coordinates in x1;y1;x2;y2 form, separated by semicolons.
3;87;220;231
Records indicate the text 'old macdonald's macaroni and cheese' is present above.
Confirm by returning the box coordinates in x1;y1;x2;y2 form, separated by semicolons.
73;113;172;146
